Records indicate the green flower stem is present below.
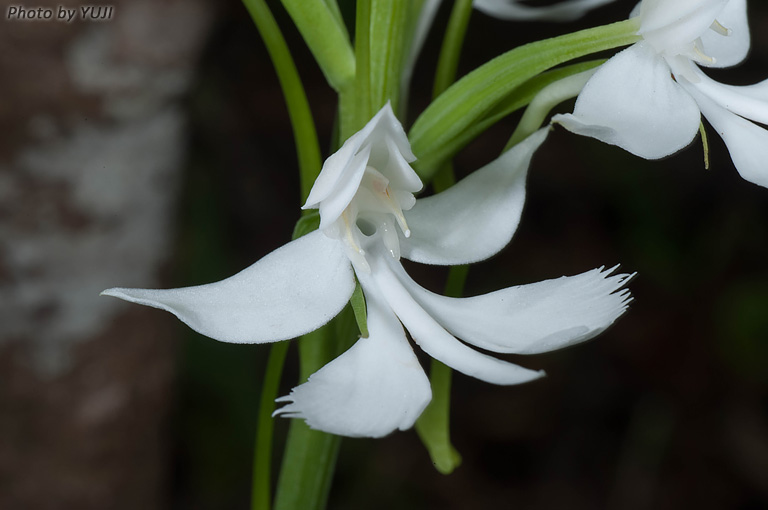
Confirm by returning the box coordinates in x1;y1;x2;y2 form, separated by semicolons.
252;341;290;510
280;0;355;91
272;305;359;510
506;67;598;149
273;324;343;510
243;1;334;509
414;60;605;176
432;0;473;99
242;0;323;202
409;18;641;179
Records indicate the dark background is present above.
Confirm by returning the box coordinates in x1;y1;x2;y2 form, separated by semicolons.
3;1;768;509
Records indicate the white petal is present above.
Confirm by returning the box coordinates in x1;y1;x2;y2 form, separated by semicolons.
639;0;727;54
304;126;370;209
101;230;355;343
686;83;768;188
698;0;749;68
316;144;371;229
553;42;701;159
400;129;548;265
367;256;545;385
391;262;632;354
683;68;768;125
473;0;615;22
304;103;407;203
274;286;431;438
383;136;423;193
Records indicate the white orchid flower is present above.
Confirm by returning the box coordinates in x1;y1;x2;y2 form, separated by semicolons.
102;104;632;438
474;0;616;22
553;0;768;188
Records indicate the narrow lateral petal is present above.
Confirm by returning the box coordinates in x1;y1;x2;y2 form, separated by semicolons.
274;287;431;438
687;84;768;188
400;129;548;265
316;145;371;230
101;230;355;343
698;0;749;68
368;257;545;385
391;262;632;355
553;42;701;159
683;68;768;125
474;0;615;22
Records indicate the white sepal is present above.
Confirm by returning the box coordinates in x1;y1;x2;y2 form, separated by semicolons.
400;129;548;265
553;42;701;159
101;230;354;343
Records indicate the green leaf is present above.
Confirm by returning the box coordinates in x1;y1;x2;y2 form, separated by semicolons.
241;0;323;201
409;19;640;179
252;342;290;510
368;0;410;113
414;60;606;177
280;0;356;91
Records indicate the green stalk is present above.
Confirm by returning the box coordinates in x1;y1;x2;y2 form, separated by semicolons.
410;18;641;179
273;327;342;510
252;341;290;510
431;0;473;98
242;0;323;201
280;0;356;91
242;2;328;509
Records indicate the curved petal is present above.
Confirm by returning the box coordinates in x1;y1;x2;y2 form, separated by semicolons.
553;42;701;159
274;286;431;438
400;129;548;265
473;0;615;22
366;255;545;385
686;83;768;188
304;103;416;227
683;68;768;125
391;262;632;354
101;230;355;343
639;0;727;54
316;145;371;230
698;0;749;68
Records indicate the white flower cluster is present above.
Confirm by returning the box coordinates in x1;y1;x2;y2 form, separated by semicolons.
103;105;631;437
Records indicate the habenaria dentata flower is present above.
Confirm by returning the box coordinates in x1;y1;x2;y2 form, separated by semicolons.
554;0;768;188
102;104;632;438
